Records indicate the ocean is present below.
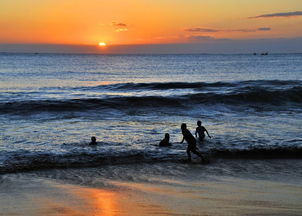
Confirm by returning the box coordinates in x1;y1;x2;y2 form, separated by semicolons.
1;53;302;174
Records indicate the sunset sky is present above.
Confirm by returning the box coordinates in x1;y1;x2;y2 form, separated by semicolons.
1;0;302;53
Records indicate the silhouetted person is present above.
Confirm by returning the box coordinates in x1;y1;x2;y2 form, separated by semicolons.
159;133;171;147
89;136;97;145
180;123;204;162
195;120;211;142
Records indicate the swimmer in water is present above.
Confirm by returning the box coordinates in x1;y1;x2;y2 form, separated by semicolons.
89;136;97;145
159;133;171;147
195;120;211;142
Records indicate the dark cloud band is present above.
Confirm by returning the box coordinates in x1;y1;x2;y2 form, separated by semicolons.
185;28;219;32
185;27;271;33
112;22;127;27
249;11;302;19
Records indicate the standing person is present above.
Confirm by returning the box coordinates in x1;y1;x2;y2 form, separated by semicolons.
195;120;211;142
180;123;204;162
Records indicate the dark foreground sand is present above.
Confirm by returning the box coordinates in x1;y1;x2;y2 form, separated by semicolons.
1;161;302;216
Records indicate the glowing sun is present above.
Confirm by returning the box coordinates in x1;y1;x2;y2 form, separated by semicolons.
98;42;107;47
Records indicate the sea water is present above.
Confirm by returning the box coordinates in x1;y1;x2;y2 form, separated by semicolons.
0;53;302;173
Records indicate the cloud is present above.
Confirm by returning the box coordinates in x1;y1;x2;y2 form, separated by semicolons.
112;22;128;32
185;27;271;33
112;22;127;27
249;11;302;19
258;27;271;31
185;28;219;32
230;28;271;32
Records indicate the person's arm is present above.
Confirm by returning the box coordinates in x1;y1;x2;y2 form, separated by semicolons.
180;136;185;143
205;128;211;138
195;128;198;138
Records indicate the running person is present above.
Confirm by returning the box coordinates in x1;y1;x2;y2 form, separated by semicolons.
180;123;204;162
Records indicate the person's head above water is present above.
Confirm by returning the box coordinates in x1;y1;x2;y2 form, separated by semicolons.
90;136;97;145
181;123;187;130
165;133;170;140
197;120;202;126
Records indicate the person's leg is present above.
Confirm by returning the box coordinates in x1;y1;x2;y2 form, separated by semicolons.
191;149;204;161
186;146;192;162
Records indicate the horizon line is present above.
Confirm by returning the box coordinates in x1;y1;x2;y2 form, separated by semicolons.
1;51;302;55
1;37;302;55
1;36;302;46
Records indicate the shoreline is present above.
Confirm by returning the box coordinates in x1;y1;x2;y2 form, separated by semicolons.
1;161;302;216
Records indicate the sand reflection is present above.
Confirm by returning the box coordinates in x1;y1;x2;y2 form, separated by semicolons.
54;183;169;216
62;186;119;216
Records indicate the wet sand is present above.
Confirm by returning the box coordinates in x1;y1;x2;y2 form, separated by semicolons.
1;162;302;216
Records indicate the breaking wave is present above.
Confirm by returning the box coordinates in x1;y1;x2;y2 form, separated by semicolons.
75;80;301;91
1;145;302;174
1;81;302;114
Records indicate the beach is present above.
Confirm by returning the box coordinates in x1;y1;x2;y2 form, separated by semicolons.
1;160;302;216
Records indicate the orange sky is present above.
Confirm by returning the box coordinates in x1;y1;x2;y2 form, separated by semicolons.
0;0;302;46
